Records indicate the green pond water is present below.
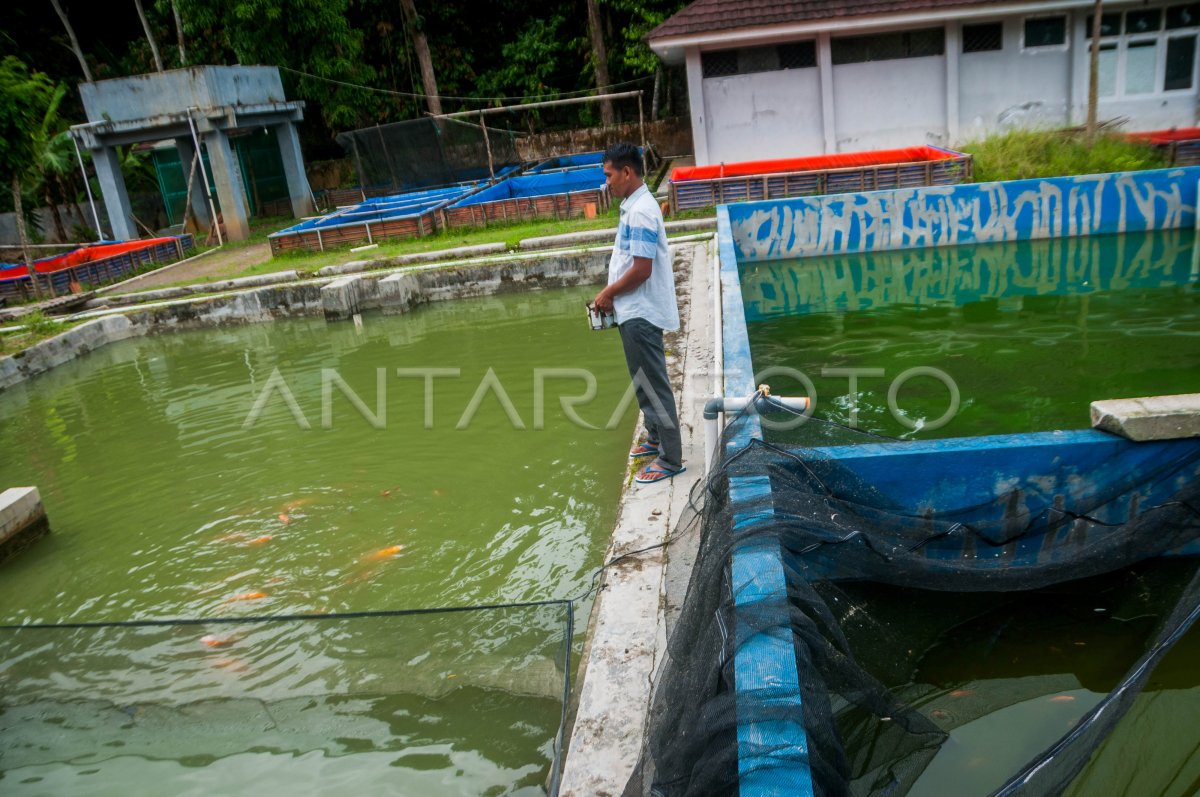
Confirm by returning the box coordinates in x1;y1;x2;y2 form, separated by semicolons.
743;230;1199;793
741;230;1200;441
0;286;636;795
828;561;1199;796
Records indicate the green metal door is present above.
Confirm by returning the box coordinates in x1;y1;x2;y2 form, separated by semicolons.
152;128;291;226
152;146;217;228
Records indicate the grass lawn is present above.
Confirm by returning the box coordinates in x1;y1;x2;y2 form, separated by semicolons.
0;311;87;353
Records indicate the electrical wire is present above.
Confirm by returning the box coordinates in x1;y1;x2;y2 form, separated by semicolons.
277;65;653;105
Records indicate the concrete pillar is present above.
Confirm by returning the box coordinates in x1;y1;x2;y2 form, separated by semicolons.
683;47;709;166
945;22;961;145
275;122;314;218
379;272;421;315
0;486;49;563
817;33;837;154
173;137;213;228
91;146;137;241
1068;11;1085;126
322;275;363;322
204;127;251;241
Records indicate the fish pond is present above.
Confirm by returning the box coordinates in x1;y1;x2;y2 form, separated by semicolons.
0;286;636;795
737;228;1200;794
740;229;1200;441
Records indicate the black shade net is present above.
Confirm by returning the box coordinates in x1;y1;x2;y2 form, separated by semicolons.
626;408;1200;797
336;117;521;193
1;601;574;794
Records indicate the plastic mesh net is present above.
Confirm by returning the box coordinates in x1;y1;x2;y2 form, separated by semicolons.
336;117;521;193
1;602;572;794
626;409;1200;797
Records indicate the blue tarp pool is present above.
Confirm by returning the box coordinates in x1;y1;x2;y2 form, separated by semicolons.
275;184;481;235
447;168;606;207
528;152;606;174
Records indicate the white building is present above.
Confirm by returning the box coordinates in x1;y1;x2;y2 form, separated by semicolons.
647;0;1200;164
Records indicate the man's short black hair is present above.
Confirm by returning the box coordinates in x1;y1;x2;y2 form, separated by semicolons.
603;142;643;176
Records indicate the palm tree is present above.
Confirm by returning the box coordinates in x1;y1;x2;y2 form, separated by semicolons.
30;83;75;242
0;57;59;299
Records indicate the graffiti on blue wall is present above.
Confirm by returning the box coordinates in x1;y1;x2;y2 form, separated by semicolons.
739;227;1198;321
728;167;1200;262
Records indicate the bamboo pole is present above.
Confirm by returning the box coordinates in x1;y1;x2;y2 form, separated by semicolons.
480;110;495;181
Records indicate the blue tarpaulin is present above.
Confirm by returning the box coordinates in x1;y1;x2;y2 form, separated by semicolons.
273;183;482;235
448;168;605;208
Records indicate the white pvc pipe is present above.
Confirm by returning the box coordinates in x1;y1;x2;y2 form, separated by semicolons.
710;395;810;417
706;234;723;473
71;135;106;240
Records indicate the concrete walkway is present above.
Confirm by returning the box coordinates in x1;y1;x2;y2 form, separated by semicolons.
101;242;271;293
559;236;715;796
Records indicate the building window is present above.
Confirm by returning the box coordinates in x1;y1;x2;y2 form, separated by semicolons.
963;22;1003;53
1087;5;1200;96
1126;40;1159;93
831;28;945;65
1166;35;1197;89
779;42;818;69
701;42;816;78
1086;13;1122;37
701;51;738;78
1099;43;1118;96
1126;9;1163;34
1167;4;1200;29
1024;16;1067;48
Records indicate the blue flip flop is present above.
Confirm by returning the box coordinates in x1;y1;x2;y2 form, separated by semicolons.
629;441;660;460
635;463;686;484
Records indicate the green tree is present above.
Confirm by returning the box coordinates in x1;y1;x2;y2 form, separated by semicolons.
0;56;59;298
176;0;386;132
476;15;585;115
604;0;687;119
30;81;75;242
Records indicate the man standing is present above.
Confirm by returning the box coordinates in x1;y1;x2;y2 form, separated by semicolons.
592;143;684;485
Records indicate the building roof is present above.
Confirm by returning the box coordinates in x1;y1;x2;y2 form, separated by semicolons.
648;0;1018;41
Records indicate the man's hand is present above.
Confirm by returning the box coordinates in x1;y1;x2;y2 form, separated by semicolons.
592;288;614;313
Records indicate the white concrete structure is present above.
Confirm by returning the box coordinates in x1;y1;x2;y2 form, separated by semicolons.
71;66;313;243
649;0;1200;164
0;487;45;549
1092;393;1200;440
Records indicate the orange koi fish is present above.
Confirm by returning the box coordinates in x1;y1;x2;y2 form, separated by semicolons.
211;657;249;673
277;514;291;525
1048;695;1076;703
225;590;268;603
949;689;974;699
243;535;274;546
364;545;405;562
200;634;237;648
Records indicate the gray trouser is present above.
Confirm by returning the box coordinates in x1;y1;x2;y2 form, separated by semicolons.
618;317;682;470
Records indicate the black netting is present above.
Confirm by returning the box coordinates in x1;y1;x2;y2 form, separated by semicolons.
335;116;522;194
626;405;1200;797
1;602;574;794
